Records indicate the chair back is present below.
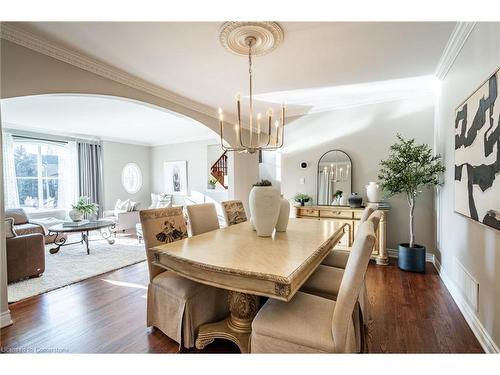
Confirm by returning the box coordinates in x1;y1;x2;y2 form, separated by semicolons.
359;205;376;224
331;220;376;352
367;210;383;231
186;203;220;236
5;208;29;225
139;207;188;281
221;200;247;226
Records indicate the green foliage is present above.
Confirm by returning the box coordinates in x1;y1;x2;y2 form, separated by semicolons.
378;134;445;198
253;179;272;187
333;190;343;198
294;193;311;202
72;196;99;215
208;177;218;185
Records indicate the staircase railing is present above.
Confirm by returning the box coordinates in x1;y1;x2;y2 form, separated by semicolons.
210;151;228;189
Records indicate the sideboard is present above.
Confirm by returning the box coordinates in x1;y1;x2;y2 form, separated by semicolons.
294;205;389;265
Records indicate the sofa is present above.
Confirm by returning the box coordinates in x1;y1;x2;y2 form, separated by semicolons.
5;218;46;283
5;208;64;244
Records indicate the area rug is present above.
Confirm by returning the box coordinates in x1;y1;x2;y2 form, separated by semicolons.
8;234;146;303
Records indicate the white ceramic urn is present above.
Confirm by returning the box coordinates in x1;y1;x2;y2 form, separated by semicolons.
249;186;280;237
365;181;381;203
275;196;290;232
69;208;84;222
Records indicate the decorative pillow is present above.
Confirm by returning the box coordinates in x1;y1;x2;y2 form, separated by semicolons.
157;194;172;208
150;193;159;209
129;201;140;211
5;218;17;239
114;199;131;216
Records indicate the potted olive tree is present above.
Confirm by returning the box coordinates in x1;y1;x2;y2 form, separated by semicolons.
378;135;445;272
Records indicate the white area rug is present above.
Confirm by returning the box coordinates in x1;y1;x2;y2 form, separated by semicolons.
8;234;146;303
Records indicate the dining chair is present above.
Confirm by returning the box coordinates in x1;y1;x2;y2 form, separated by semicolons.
321;204;376;268
221;200;247;226
299;210;383;350
139;207;229;349
250;220;376;353
186;203;220;236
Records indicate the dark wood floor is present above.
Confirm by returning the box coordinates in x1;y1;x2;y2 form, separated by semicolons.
1;259;483;354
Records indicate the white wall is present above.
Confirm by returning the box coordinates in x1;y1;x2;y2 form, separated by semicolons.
435;23;500;350
151;138;229;205
281;98;436;250
101;141;152;210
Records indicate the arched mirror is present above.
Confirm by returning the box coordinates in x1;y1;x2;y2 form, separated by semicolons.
317;150;352;205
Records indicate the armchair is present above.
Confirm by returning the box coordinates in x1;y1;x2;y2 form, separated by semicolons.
6;232;45;283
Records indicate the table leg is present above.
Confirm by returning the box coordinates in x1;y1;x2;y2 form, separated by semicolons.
82;231;90;255
195;291;260;353
100;225;116;245
49;232;67;254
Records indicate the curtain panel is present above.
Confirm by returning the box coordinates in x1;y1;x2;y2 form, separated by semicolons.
77;141;104;218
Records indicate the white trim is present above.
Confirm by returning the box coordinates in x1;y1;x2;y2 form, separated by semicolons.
387;247;435;263
431;257;499;354
435;22;476;80
0;23;219;120
0;310;13;328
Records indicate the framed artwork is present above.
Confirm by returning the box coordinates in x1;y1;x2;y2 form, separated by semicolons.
164;160;188;195
454;66;500;231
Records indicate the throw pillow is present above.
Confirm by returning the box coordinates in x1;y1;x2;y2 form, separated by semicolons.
114;199;131;216
157;193;172;208
129;201;140;211
150;193;159;209
5;218;17;239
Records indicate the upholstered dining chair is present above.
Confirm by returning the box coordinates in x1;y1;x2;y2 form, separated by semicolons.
139;207;229;349
186;203;220;236
221;200;247;226
321;204;376;268
250;221;376;353
300;210;383;351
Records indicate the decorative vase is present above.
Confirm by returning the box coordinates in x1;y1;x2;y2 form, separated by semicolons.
275;196;290;232
208;184;215;190
249;186;280;237
69;208;84;222
348;193;363;208
339;195;347;206
365;181;381;203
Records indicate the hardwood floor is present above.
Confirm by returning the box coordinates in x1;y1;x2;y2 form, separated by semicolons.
1;259;483;354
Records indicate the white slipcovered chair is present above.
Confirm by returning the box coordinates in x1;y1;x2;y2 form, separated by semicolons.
250;221;377;353
139;207;229;349
186;203;220;236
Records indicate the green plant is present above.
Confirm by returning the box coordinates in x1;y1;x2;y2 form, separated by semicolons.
378;134;445;248
294;193;311;203
333;190;343;199
208;177;218;185
72;196;99;215
253;179;272;187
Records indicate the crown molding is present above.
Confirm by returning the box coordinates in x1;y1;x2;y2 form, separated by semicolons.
0;23;219;120
435;22;476;80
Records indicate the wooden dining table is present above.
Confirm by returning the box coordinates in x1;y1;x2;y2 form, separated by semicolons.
151;218;346;353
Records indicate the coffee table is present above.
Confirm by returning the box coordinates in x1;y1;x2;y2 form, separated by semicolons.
48;220;116;255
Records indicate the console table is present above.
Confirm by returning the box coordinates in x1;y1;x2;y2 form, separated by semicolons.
294;205;389;265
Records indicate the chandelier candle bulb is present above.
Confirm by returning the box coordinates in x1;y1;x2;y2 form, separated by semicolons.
257;113;262;146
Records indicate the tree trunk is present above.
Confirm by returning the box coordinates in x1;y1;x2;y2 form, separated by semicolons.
409;196;415;248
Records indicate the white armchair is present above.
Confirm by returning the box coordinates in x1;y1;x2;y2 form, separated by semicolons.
103;210;141;234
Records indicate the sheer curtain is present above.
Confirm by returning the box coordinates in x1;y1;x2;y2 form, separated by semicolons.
57;140;77;210
2;132;20;208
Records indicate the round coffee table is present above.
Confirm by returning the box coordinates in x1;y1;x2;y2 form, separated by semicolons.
48;220;116;255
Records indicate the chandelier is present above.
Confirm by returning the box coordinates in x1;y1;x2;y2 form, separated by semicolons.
218;22;285;154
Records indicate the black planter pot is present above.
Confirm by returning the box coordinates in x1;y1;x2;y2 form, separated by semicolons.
398;243;426;273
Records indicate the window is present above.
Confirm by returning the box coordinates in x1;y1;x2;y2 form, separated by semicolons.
121;163;142;194
13;139;72;211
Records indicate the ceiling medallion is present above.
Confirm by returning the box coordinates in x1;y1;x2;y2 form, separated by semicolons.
218;22;285;154
219;22;284;57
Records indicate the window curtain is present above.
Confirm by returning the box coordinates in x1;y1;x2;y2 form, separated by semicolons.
2;132;20;208
77;140;103;218
57;140;77;210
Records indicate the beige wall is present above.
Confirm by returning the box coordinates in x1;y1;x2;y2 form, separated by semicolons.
281;99;436;251
435;22;500;349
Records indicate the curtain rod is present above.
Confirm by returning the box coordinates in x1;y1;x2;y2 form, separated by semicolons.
12;134;68;145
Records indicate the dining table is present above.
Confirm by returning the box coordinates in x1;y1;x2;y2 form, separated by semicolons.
151;217;346;353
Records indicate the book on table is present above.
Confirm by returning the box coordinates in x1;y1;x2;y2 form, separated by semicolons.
63;219;89;227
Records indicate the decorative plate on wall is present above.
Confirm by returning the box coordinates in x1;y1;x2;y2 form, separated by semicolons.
121;163;142;194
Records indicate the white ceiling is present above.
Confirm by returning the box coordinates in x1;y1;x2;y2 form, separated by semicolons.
0;94;219;146
13;22;455;117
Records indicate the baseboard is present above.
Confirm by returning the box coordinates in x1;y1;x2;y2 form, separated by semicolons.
0;309;13;328
387;248;435;263
431;257;499;354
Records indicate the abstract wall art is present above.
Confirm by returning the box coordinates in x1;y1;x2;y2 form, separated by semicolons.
454;67;500;230
164;160;187;195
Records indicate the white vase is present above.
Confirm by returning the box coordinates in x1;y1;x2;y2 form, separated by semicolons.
69;208;84;222
275;197;290;232
339;195;347;206
366;182;381;203
249;186;280;237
